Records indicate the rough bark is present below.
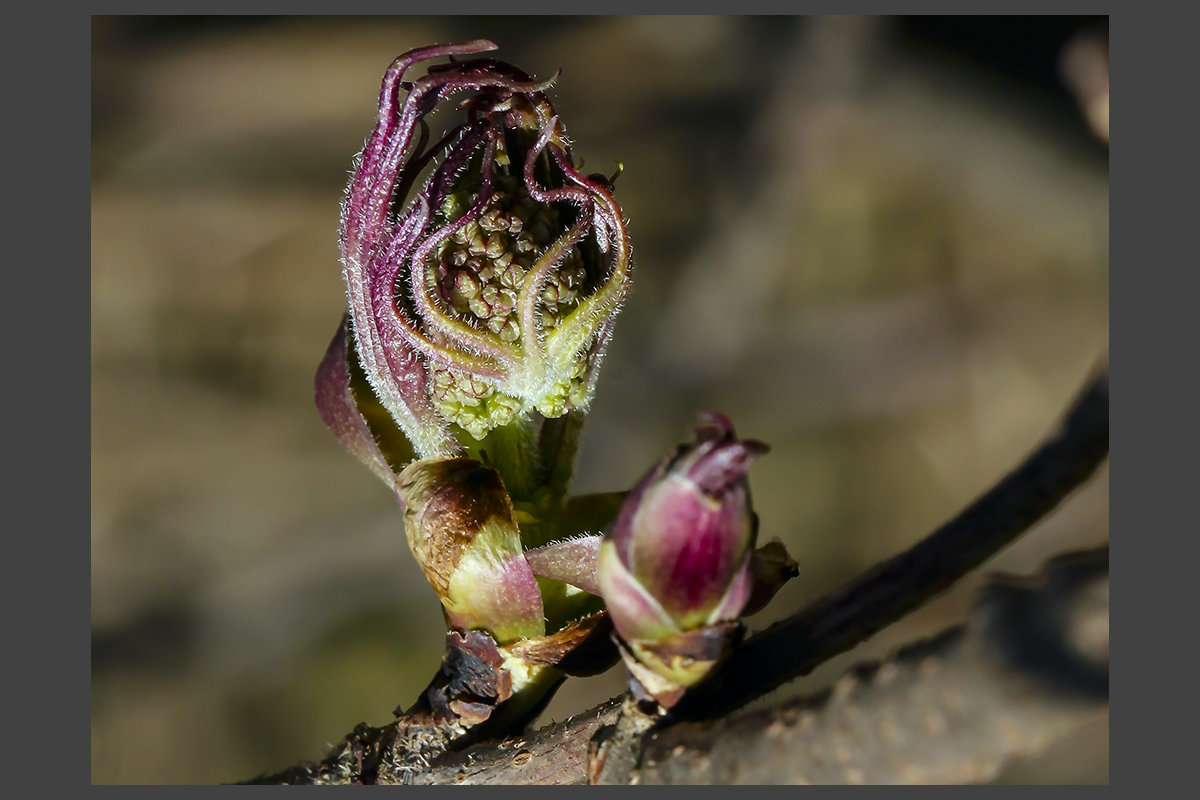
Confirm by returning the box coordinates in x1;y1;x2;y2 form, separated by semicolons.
626;549;1108;784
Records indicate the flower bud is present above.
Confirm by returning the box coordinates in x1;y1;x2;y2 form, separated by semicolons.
599;413;766;639
397;457;546;644
597;413;791;697
335;40;632;462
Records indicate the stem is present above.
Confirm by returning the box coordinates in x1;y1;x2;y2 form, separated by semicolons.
508;410;590;551
537;410;587;509
485;417;540;504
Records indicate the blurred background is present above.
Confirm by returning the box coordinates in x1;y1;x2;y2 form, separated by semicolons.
91;15;1108;784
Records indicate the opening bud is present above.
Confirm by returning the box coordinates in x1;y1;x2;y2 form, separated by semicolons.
336;40;632;461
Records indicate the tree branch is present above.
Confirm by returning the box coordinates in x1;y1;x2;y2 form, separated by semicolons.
244;364;1108;784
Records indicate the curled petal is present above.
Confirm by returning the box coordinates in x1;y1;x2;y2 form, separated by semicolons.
343;196;459;459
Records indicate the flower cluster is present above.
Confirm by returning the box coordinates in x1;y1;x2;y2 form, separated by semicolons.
328;39;631;462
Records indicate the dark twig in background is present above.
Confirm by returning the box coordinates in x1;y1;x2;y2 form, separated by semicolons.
629;548;1108;784
674;363;1108;719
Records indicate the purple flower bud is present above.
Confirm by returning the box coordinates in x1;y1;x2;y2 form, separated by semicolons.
334;40;632;461
598;413;769;644
595;413;795;699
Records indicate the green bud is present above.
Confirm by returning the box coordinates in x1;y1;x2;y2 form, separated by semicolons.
397;457;546;644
